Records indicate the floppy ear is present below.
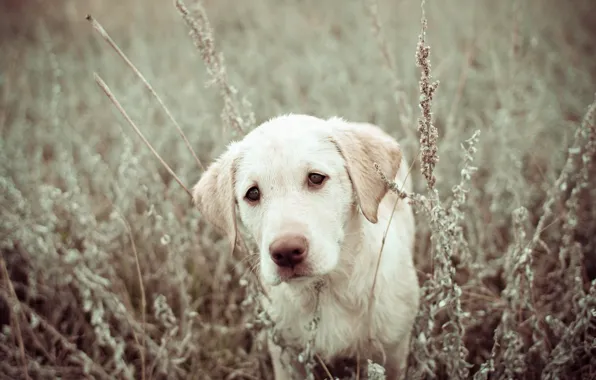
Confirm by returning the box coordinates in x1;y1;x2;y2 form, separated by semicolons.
328;117;403;224
192;142;241;250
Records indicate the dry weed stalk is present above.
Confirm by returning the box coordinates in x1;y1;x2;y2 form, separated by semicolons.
415;0;440;191
94;73;193;198
87;14;205;171
400;2;472;378
478;208;537;378
526;97;596;273
540;96;596;378
367;1;477;378
0;259;30;380
173;0;267;313
114;211;147;380
175;0;255;138
363;0;415;144
89;3;272;373
542;279;596;380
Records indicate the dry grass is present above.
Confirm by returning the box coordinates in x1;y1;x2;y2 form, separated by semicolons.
1;0;596;379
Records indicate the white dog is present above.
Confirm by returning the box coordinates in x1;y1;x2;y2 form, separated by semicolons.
192;114;419;379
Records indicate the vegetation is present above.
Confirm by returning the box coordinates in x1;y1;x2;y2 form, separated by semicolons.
1;0;595;379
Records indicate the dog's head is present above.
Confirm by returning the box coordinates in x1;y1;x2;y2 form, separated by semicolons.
192;114;403;286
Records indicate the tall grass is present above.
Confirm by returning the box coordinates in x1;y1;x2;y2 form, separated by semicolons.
1;0;595;379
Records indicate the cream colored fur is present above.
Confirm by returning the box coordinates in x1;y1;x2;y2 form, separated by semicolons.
193;114;419;379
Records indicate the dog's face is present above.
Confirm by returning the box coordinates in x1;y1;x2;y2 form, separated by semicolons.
193;114;403;286
234;116;355;285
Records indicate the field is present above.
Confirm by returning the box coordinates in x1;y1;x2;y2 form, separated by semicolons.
1;0;596;379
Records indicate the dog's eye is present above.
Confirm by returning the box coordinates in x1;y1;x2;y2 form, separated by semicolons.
245;186;260;202
308;173;326;187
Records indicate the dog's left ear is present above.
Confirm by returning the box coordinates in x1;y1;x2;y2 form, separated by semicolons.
328;117;403;224
192;142;242;250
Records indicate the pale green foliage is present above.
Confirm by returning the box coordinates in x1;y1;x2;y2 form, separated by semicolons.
1;0;595;379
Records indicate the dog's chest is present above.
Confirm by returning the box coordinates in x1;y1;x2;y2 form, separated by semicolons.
267;286;374;359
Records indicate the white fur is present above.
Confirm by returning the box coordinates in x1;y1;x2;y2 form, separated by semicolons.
193;114;420;379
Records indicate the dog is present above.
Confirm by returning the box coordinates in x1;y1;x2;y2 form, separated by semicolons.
192;114;419;379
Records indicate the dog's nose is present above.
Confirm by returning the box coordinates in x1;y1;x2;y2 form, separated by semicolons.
269;234;309;268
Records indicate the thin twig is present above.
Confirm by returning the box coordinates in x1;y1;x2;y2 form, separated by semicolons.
0;258;31;380
115;212;147;380
0;49;19;138
315;354;333;380
446;42;474;130
522;96;596;257
93;73;193;198
363;0;416;144
367;186;402;335
174;0;249;137
18;302;113;380
367;156;417;345
369;151;420;306
356;351;361;380
416;0;440;190
87;15;205;171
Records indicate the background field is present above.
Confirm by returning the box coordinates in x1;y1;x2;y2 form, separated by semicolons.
1;0;596;379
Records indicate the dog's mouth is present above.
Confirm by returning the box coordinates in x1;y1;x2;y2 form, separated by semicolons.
277;267;313;283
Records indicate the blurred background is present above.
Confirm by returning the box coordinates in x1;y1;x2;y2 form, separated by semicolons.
1;0;595;379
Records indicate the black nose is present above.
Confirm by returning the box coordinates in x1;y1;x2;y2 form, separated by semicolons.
269;234;309;268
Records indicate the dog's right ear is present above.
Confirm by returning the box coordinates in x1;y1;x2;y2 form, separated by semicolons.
328;117;403;224
192;142;242;250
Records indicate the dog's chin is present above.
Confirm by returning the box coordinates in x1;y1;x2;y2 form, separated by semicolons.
280;272;314;284
272;266;335;287
263;268;321;287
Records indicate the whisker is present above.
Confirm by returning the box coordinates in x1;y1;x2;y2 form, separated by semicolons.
234;253;259;274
